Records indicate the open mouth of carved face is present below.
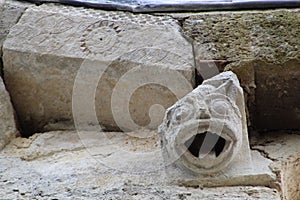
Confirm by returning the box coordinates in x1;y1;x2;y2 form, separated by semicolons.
171;120;240;174
184;131;226;158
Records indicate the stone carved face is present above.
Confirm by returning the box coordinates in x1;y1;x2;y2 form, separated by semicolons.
159;72;245;174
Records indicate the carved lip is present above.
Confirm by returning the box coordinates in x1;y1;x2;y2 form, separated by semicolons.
172;119;241;174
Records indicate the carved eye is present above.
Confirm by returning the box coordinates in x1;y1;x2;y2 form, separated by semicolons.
173;103;194;123
205;94;232;119
175;107;188;121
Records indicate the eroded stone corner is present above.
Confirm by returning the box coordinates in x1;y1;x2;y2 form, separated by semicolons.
0;76;19;150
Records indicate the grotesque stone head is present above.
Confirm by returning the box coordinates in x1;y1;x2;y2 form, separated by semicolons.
159;71;249;175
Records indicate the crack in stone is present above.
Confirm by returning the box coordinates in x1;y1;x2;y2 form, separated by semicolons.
21;146;86;161
251;148;282;197
251;147;278;162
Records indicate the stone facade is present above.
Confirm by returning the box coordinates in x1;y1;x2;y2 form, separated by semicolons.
0;2;299;199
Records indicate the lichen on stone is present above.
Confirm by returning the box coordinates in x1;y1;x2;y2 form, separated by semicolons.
183;9;300;64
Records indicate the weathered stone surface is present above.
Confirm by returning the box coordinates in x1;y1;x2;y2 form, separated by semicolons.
0;0;29;75
226;59;300;130
282;154;300;200
183;9;300;130
3;4;194;136
159;71;274;186
0;130;281;199
253;59;300;130
0;76;18;149
251;131;300;199
0;0;29;49
224;61;255;126
159;71;251;174
183;9;300;63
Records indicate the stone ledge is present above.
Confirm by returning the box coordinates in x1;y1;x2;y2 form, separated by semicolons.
0;130;281;199
251;131;300;199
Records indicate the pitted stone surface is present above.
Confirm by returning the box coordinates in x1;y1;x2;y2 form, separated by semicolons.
3;4;194;135
158;72;274;186
183;9;300;63
159;71;251;175
251;131;300;199
0;130;281;199
0;76;18;149
183;9;300;130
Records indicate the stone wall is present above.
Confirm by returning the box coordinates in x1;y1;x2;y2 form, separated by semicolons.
0;1;299;199
0;1;299;138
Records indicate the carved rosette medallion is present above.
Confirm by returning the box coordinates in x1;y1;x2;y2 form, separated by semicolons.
81;20;121;56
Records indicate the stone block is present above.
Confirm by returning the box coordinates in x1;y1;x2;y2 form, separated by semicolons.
3;4;195;135
0;76;18;149
282;155;300;200
183;9;300;63
183;9;300;130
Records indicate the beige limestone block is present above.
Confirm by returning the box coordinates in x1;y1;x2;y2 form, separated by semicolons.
3;4;194;135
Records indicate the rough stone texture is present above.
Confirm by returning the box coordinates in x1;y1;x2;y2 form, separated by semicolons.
159;72;274;186
3;4;194;136
226;59;300;130
0;130;281;199
251;131;300;199
0;0;29;76
183;9;299;63
0;76;18;149
253;60;300;130
183;9;300;130
159;72;251;174
282;154;300;200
